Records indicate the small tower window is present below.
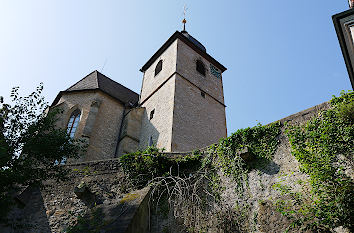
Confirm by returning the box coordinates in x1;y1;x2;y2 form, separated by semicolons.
196;60;206;76
150;109;155;120
67;109;81;138
155;60;163;76
201;91;206;98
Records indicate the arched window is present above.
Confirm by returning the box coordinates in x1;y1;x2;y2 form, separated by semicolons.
155;60;163;76
67;109;81;138
196;60;206;76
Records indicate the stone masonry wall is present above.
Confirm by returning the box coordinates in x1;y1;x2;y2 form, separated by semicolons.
3;101;350;233
151;102;344;233
54;90;125;161
219;102;332;233
140;40;177;103
139;39;178;151
139;75;176;151
0;159;151;233
172;38;227;151
176;38;225;104
171;74;227;151
117;107;145;156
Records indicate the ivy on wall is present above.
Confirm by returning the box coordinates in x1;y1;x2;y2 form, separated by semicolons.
120;147;201;187
120;122;281;190
277;91;354;231
210;122;281;184
120;122;281;232
119;91;354;232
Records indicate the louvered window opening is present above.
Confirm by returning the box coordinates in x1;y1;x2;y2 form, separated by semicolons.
196;60;206;76
155;60;163;76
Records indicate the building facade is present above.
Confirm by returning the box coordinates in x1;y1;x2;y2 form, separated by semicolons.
51;30;227;161
333;8;354;89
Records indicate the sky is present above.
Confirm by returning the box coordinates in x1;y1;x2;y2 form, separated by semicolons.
0;0;352;135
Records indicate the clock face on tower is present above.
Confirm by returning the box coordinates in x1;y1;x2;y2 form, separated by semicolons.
210;64;221;79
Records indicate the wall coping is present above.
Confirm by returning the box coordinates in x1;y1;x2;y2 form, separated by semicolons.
277;101;330;124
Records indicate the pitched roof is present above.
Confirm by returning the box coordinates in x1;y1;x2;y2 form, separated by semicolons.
140;31;227;73
51;70;139;106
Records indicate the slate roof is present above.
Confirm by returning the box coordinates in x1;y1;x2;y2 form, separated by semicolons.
51;70;139;106
140;31;227;73
181;30;206;52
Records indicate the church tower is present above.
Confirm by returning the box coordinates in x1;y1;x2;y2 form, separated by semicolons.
139;28;227;152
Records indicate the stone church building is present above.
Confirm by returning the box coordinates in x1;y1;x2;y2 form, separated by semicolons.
51;30;227;161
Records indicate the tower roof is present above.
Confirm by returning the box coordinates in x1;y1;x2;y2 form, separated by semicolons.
140;31;227;73
181;30;206;52
51;70;139;106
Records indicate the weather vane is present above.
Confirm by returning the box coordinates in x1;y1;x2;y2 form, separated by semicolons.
182;5;188;31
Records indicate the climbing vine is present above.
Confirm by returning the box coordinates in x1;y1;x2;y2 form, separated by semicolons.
279;90;354;231
120;147;201;187
120;122;281;232
207;122;281;193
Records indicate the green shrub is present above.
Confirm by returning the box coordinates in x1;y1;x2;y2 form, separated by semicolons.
120;146;201;187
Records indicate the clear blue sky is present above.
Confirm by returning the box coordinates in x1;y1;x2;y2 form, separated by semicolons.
0;0;352;135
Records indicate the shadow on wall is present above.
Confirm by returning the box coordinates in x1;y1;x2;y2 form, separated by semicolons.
137;108;160;152
0;186;52;233
252;158;281;176
66;187;151;233
238;147;281;176
117;107;160;157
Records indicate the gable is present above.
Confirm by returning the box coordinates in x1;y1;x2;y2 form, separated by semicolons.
52;70;139;106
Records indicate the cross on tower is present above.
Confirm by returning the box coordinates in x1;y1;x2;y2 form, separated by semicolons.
182;5;188;31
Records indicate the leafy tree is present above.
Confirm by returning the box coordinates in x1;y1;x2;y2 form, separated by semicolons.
0;84;84;219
